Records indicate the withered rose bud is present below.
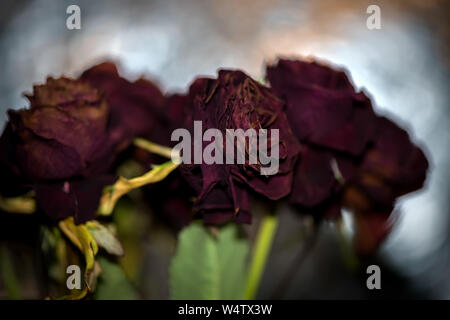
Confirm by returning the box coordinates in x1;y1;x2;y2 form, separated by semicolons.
180;70;300;224
267;59;428;254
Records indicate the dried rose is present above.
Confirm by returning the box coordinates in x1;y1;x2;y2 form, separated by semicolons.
0;77;127;223
267;59;428;253
0;63;167;224
179;70;300;224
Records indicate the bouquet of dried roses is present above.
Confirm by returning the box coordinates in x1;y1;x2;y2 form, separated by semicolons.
0;58;428;299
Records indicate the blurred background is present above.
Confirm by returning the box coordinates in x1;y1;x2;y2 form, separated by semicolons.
0;0;449;299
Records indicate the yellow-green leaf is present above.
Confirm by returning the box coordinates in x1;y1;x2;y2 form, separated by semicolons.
57;217;99;299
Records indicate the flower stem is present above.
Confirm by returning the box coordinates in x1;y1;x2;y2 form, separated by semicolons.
244;213;279;300
98;160;179;215
134;138;175;160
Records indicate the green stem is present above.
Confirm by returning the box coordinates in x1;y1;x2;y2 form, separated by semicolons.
243;214;279;300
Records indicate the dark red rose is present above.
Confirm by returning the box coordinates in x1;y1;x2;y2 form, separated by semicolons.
0;77;125;223
7;77;127;181
0;62;168;224
0;67;156;223
179;70;300;224
267;59;428;253
266;59;375;210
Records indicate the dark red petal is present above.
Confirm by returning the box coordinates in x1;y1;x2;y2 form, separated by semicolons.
289;146;337;207
267;59;377;155
267;59;355;92
81;62;166;138
35;176;116;224
361;116;429;195
14;128;83;181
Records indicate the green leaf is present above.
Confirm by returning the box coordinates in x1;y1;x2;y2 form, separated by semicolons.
169;222;249;300
217;224;249;299
94;257;139;300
